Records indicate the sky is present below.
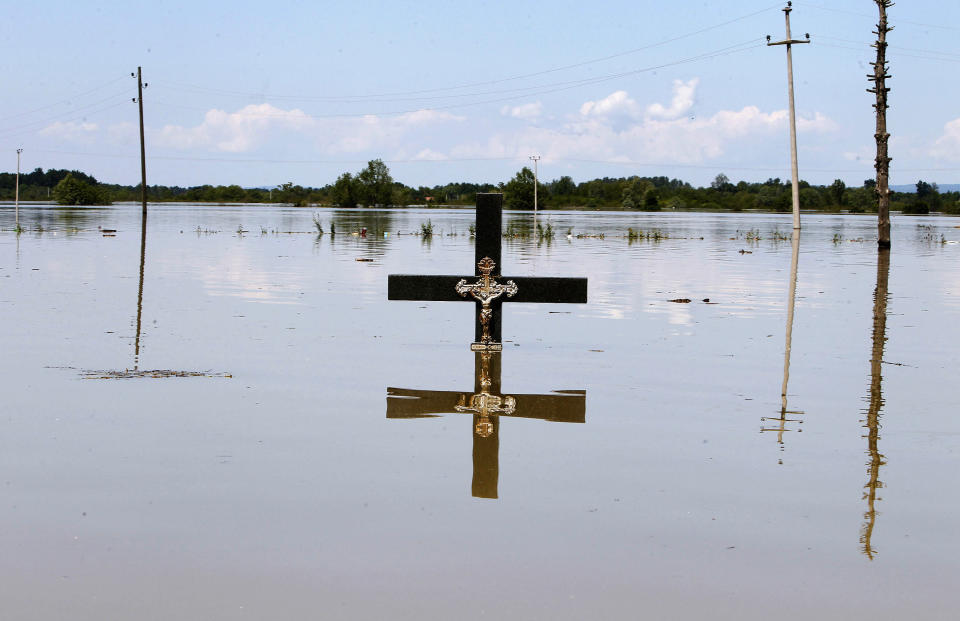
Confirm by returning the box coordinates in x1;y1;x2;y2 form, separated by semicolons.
1;0;959;190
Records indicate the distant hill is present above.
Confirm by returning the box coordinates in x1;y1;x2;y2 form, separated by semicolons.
892;183;960;193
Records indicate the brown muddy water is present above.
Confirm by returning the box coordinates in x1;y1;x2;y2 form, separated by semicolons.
1;203;958;620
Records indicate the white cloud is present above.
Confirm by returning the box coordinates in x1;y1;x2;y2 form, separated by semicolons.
501;102;543;119
39;121;99;139
646;78;698;119
155;103;314;152
451;85;837;166
152;104;463;154
580;90;642;120
931;118;960;160
797;111;837;132
413;148;447;160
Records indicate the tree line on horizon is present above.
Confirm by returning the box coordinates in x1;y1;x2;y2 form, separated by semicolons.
0;160;955;215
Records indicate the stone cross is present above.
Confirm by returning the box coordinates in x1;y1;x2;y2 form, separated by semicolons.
386;350;585;499
388;193;587;350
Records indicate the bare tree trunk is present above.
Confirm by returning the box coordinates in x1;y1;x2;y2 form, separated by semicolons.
870;1;892;248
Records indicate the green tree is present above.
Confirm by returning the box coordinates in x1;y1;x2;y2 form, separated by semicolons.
331;173;359;207
550;175;576;196
276;182;308;206
621;177;653;210
906;179;941;214
51;173;110;205
828;179;846;206
356;159;394;206
711;173;733;191
503;166;546;210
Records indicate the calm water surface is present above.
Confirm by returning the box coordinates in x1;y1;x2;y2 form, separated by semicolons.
1;203;958;620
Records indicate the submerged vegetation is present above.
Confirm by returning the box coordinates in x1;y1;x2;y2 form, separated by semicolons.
419;220;434;238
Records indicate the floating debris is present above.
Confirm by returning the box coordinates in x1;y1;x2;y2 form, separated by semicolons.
80;369;232;380
668;298;692;303
355;258;374;262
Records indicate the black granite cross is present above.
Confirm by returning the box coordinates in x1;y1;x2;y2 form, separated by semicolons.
386;350;585;499
388;193;587;350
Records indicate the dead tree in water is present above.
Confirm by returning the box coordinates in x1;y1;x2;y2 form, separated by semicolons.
869;1;892;247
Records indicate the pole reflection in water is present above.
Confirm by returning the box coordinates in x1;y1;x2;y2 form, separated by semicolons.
861;248;890;560
134;207;147;369
79;211;230;380
386;351;585;499
761;231;804;461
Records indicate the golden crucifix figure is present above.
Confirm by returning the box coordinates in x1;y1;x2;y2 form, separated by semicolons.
455;257;518;351
455;351;517;437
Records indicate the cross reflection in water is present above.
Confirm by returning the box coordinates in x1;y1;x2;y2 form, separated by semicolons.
386;350;585;499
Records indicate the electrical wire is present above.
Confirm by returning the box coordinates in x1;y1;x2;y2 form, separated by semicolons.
0;76;128;124
148;39;763;120
151;3;783;103
0;100;129;142
817;35;960;59
794;1;960;31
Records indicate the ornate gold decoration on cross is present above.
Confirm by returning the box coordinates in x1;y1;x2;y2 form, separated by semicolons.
455;257;518;351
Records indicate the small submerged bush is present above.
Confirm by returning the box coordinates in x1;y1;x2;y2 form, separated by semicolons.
504;220;531;239
420;220;434;238
536;220;555;241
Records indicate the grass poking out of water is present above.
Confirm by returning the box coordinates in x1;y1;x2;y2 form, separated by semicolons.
626;227;665;241
537;220;555;241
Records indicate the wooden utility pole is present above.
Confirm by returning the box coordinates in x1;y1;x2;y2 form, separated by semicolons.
870;1;893;248
767;1;810;232
134;67;148;220
15;148;22;231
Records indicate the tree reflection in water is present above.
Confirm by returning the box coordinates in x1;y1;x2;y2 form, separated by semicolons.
861;248;890;559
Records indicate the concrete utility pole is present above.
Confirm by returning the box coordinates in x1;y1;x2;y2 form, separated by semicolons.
133;67;148;220
529;155;541;219
870;1;893;248
15;148;22;231
767;1;810;232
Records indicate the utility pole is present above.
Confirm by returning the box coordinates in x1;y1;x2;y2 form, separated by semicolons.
870;1;893;248
15;148;22;231
529;155;541;218
133;67;148;220
767;1;810;232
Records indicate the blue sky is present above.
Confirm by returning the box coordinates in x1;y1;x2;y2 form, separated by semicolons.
2;0;959;189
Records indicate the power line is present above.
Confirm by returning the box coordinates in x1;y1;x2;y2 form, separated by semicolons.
0;87;132;136
0;99;129;142
156;40;762;110
794;1;960;31
151;4;783;104
0;76;127;124
817;35;960;59
816;41;960;65
148;40;762;121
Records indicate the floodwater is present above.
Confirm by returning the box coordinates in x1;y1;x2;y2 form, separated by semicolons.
1;203;958;620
